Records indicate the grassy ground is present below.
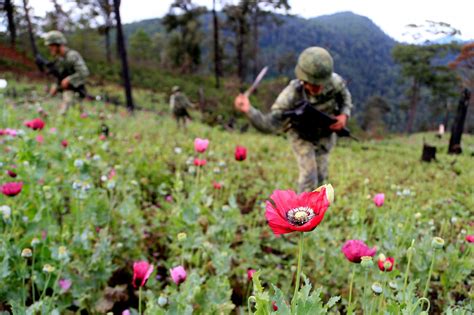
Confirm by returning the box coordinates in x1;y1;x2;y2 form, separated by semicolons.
0;79;473;314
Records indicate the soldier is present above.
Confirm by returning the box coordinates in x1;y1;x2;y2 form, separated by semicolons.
169;86;194;128
234;47;353;192
43;30;89;115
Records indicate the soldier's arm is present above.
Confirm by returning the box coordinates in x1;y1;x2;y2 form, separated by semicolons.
333;74;353;117
65;51;90;88
169;95;175;112
245;80;299;133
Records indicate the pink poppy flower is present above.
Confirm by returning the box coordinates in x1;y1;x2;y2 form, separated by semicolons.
99;134;107;141
247;269;256;281
36;135;44;144
264;187;331;235
373;193;385;207
122;310;131;315
170;265;187;285
1;128;18;137
49;128;57;134
235;145;247;161
466;235;474;243
1;181;23;197
132;261;154;288
6;129;18;136
377;256;395;272
165;195;173;203
194;158;207;167
80;112;88;118
108;168;116;179
194;138;209;153
341;240;377;263
58;278;72;292
24;118;45;130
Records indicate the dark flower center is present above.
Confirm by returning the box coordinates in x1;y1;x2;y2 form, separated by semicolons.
286;207;315;226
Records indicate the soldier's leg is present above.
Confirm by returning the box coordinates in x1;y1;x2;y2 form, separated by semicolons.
59;91;74;115
315;134;337;184
290;137;318;193
315;153;329;184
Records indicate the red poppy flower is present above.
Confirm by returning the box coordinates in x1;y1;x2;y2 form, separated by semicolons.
235;145;247;161
132;261;154;288
24;118;45;130
377;255;395;272
247;269;256;281
194;158;207;167
1;181;23;197
466;235;474;243
265;188;330;235
6;169;17;178
213;181;222;190
61;140;68;148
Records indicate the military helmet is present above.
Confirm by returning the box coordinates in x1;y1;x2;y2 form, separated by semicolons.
44;30;67;46
294;47;333;85
171;86;180;93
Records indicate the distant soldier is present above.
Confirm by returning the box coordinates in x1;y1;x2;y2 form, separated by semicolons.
169;86;194;128
42;30;89;114
234;47;353;192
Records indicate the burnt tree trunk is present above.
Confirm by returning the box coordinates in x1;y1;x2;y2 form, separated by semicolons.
212;0;222;88
5;0;16;48
421;144;436;162
113;0;134;112
448;88;471;154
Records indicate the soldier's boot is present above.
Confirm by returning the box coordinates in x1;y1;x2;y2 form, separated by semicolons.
316;153;330;184
59;90;74;115
291;138;318;193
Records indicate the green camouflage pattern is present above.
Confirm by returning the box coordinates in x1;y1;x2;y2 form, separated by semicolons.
294;47;333;85
170;92;193;113
44;30;67;46
246;74;353;192
52;48;89;88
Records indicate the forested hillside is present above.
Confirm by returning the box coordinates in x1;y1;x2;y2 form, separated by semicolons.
125;12;401;111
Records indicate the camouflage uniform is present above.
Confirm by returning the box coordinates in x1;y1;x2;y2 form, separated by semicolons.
169;87;193;127
246;74;353;192
44;31;89;114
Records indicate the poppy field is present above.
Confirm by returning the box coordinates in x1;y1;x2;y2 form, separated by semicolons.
0;81;473;315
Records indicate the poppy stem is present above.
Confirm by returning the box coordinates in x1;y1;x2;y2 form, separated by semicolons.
291;232;304;309
403;240;414;302
139;286;142;315
423;251;436;299
347;265;356;313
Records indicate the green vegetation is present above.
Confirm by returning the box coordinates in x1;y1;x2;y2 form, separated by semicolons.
0;79;472;313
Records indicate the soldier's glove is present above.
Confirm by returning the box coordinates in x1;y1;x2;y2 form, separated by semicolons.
234;93;250;114
329;114;348;131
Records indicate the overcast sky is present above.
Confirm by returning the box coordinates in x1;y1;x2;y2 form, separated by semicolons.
28;0;474;42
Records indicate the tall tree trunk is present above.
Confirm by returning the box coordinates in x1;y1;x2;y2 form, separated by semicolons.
113;0;134;112
5;0;16;48
252;5;259;78
22;0;40;70
105;25;112;63
212;0;222;88
236;14;246;83
448;88;471;154
405;78;419;133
